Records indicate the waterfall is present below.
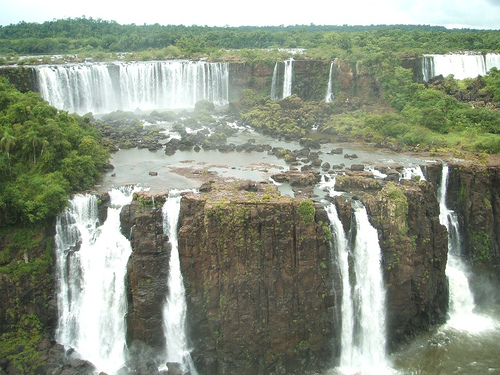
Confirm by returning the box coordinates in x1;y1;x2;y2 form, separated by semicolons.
422;53;500;81
400;165;426;181
438;165;493;332
325;61;334;103
271;62;279;101
54;187;136;374
323;177;392;374
283;58;293;98
161;192;198;374
325;204;354;366
35;61;229;114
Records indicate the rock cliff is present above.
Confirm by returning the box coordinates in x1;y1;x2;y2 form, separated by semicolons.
176;182;336;374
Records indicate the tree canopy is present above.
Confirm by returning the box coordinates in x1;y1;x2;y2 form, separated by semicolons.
0;17;499;59
0;77;109;225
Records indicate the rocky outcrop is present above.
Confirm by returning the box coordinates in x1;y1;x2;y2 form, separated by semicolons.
176;183;336;375
120;193;171;354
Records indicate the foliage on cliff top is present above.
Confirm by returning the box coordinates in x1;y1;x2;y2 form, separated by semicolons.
316;60;500;154
1;17;500;61
0;77;109;225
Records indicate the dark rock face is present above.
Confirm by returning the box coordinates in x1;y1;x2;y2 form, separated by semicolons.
120;196;171;353
176;189;336;375
0;224;57;374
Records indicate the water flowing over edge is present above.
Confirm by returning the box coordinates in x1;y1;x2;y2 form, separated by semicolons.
54;186;138;374
161;190;198;375
438;164;495;333
422;53;500;81
323;177;394;375
36;60;229;114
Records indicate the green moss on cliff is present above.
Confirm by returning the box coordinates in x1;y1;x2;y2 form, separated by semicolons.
297;199;316;224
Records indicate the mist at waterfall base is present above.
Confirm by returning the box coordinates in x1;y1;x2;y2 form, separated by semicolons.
388;166;500;375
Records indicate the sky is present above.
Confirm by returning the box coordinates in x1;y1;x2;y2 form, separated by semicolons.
1;0;499;30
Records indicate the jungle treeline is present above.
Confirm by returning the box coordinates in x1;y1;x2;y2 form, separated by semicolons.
0;17;499;58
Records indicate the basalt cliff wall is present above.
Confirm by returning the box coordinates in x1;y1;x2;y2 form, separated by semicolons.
1;161;499;374
117;178;450;374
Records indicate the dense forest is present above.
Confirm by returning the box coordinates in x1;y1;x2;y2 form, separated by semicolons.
0;78;109;226
0;17;500;61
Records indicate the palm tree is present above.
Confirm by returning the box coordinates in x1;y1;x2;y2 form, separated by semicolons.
0;129;16;160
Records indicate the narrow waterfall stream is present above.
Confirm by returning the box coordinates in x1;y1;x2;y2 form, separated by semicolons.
54;187;136;374
270;62;279;101
438;165;493;331
283;58;293;98
161;192;198;374
325;61;334;103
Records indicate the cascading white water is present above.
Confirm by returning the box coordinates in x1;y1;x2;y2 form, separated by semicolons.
438;164;493;332
283;58;293;98
54;187;136;374
325;61;334;103
400;165;426;181
37;64;117;115
161;192;198;375
322;178;393;374
36;60;229;114
325;203;354;366
270;62;279;101
422;53;500;81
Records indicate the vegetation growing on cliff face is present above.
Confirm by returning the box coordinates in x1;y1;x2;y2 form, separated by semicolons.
0;77;109;225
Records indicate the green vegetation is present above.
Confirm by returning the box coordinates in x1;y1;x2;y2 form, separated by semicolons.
297;199;316;224
0;77;109;225
1;18;500;60
0;314;44;373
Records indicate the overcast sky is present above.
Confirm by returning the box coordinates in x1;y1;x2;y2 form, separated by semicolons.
1;0;499;29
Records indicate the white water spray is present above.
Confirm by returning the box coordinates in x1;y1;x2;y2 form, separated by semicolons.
54;187;136;374
422;53;500;81
161;191;198;374
438;164;493;332
323;178;393;374
325;61;334;103
283;58;293;98
36;61;229;114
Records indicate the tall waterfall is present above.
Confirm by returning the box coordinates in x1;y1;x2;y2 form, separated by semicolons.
325;61;334;103
270;62;280;101
283;58;293;98
35;60;229;114
438;165;492;332
54;187;136;374
323;177;392;374
422;53;500;81
161;192;198;374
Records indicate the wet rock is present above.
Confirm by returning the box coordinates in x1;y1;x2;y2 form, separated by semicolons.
350;164;365;171
328;147;343;155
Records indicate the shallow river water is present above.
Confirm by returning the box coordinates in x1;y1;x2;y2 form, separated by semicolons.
95;120;500;375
